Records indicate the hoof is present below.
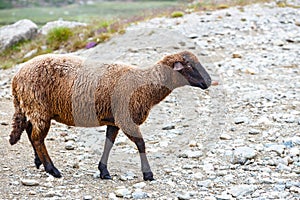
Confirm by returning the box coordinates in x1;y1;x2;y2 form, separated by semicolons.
98;162;111;180
100;173;112;180
143;172;154;181
45;165;62;178
34;157;42;169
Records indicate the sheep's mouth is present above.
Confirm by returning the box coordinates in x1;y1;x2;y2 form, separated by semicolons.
186;70;211;89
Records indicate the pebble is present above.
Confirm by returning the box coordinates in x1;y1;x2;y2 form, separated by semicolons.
234;117;248;124
115;188;131;198
267;144;285;155
276;163;291;172
178;150;203;158
220;133;232;140
289;186;300;193
83;195;93;200
162;124;175;130
133;182;146;189
229;184;256;197
132;189;149;199
249;128;261;135
108;193;118;200
65;140;76;150
215;194;233;200
21;179;39;186
198;179;214;188
231;147;257;165
177;192;191;200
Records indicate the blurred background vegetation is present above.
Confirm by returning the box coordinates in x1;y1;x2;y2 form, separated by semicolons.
0;0;184;25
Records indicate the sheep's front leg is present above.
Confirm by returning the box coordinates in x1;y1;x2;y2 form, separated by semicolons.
30;119;61;178
124;133;154;181
99;125;119;179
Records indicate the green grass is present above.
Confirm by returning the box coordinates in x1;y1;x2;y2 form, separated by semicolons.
0;1;180;25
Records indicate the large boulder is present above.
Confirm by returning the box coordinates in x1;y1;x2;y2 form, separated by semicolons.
0;19;38;52
40;20;87;35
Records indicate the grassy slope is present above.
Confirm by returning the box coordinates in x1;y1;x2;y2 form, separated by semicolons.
0;1;179;25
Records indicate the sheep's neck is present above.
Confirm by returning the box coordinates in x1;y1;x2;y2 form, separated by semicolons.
140;64;187;103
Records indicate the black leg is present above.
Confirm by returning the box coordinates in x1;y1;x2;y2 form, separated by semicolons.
124;133;154;181
26;121;42;169
30;119;61;178
99;125;119;179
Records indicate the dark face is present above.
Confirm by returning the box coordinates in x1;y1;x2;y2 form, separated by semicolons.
174;52;211;89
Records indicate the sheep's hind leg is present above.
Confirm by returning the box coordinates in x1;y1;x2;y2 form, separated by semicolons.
99;125;119;179
26;121;42;169
124;132;154;181
30;119;61;178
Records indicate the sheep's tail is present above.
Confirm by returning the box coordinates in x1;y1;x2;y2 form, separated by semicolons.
9;92;27;145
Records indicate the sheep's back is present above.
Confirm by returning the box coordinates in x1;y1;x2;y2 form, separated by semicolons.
12;54;83;123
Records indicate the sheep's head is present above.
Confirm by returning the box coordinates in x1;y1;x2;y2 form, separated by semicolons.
170;51;211;89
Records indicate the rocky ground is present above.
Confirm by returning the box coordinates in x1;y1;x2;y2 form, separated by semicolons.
0;2;300;200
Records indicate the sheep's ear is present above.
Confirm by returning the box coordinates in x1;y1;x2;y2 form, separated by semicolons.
173;62;184;71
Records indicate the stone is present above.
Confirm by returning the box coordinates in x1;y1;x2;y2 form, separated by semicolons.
289;186;300;193
178;150;203;158
249;129;261;135
177;192;191;200
289;147;300;157
0;19;38;51
215;194;233;200
188;33;198;39
276;163;291;172
232;53;242;58
231;147;257;165
133;182;146;189
162;124;175;130
266;144;285;155
108;193;118;200
193;172;204;180
23;49;38;59
40;19;87;35
65;141;75;150
115;188;131;198
197;179;214;188
220;133;232;140
132;189;149;199
229;184;257;197
234;117;248;124
83;195;93;200
21;179;39;186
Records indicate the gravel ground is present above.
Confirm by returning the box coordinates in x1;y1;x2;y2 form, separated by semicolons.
0;2;299;200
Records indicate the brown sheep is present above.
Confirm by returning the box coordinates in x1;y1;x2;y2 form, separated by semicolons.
9;51;211;181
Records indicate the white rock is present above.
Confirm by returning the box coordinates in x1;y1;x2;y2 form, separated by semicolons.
177;192;191;200
108;193;118;200
215;194;234;200
115;188;131;198
0;19;38;51
231;147;257;164
289;147;300;157
229;184;257;197
40;19;87;35
21;179;39;186
132;189;149;199
65;140;75;150
83;195;93;200
220;133;232;140
178;150;203;158
198;179;214;188
267;144;285;155
133;182;146;189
